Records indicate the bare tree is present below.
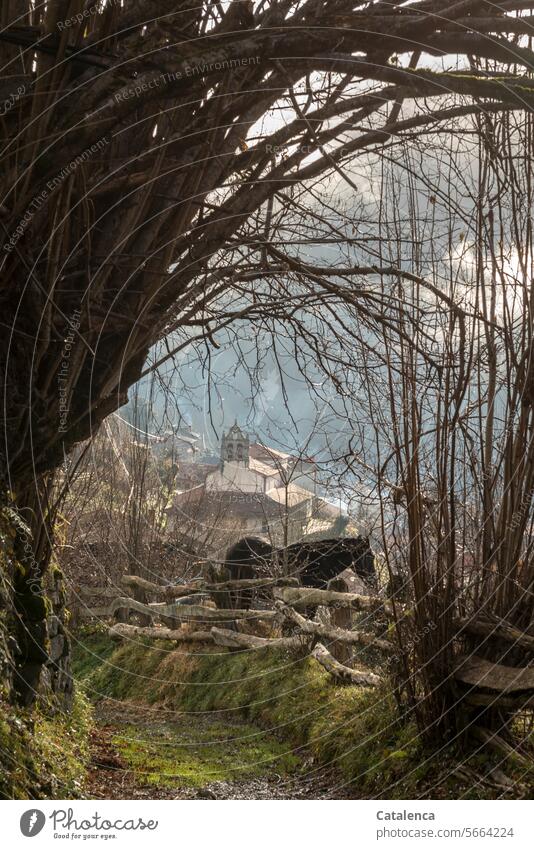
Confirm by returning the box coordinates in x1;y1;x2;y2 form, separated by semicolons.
4;1;534;497
3;0;534;727
320;105;534;768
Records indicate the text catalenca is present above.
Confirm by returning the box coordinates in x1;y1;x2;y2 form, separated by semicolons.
377;811;435;820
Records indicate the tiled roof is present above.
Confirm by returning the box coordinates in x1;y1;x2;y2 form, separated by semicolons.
265;483;314;506
250;442;316;465
248;457;280;477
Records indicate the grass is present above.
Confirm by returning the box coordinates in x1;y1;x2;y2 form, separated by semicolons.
0;690;92;799
72;628;534;798
68;624;117;683
72;629;428;797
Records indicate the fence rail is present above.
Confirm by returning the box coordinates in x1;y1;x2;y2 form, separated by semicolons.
74;572;534;703
72;575;534;710
75;571;392;687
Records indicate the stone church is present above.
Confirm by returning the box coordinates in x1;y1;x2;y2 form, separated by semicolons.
166;423;342;557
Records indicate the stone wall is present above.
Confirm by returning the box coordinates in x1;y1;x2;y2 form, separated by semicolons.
43;566;73;709
15;567;73;709
0;505;73;709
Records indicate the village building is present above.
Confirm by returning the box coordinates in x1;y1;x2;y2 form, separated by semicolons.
166;423;349;558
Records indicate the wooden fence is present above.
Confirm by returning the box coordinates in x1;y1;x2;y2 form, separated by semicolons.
73;571;397;687
73;572;534;705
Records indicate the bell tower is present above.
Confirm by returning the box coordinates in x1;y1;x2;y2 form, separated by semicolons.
221;421;249;467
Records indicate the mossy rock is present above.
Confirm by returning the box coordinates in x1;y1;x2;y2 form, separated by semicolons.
21;621;49;663
15;593;47;623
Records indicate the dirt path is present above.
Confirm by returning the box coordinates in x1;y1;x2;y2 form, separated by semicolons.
84;700;349;800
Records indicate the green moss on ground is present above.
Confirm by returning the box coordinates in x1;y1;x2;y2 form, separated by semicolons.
73;629;534;798
73;630;427;796
0;691;92;799
113;719;300;789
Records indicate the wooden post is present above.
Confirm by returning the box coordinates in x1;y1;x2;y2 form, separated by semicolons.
132;582;152;627
327;576;353;665
205;561;233;610
113;600;129;624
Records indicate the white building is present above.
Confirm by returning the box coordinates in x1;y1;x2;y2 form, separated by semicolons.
204;422;317;497
167;423;327;552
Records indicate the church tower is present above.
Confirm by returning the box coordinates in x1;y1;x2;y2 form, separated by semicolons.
221;422;249;467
